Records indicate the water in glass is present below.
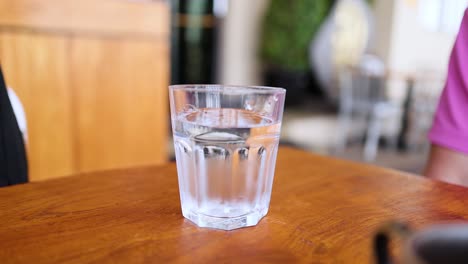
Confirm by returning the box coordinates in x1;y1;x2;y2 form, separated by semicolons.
173;108;280;230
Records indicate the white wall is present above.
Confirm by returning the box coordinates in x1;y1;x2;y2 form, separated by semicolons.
374;0;457;74
372;0;396;63
220;0;269;85
371;0;458;103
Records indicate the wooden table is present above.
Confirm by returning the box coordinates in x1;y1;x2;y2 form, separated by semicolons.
1;147;467;263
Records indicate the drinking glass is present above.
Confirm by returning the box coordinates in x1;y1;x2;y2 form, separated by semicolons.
169;85;285;230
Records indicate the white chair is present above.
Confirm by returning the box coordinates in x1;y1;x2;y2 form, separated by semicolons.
336;55;400;161
407;71;445;150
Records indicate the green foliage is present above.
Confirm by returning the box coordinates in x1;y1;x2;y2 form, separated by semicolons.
260;0;333;71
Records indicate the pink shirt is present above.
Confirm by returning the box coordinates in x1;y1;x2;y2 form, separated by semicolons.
429;9;468;154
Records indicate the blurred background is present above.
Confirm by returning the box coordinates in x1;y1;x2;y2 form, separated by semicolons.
171;0;465;173
0;0;465;181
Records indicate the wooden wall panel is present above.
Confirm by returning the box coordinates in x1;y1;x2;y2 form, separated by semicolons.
0;32;76;181
71;38;169;173
0;0;169;36
0;0;169;181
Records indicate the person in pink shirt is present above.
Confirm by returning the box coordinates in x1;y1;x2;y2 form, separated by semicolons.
424;9;468;186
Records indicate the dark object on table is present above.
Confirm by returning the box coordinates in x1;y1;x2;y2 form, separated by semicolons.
0;66;28;187
374;221;468;264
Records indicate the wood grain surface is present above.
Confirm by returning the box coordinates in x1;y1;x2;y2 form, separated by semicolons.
0;147;467;263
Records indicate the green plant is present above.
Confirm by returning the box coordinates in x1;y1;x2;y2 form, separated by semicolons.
260;0;333;72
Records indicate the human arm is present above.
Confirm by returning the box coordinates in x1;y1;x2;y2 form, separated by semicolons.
424;9;468;186
424;145;468;186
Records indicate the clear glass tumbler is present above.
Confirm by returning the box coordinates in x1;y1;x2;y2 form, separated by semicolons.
169;85;286;230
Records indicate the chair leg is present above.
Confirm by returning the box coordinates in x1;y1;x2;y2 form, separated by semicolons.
335;69;353;155
364;114;382;162
336;109;351;154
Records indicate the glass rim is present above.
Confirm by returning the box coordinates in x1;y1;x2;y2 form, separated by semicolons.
169;84;286;94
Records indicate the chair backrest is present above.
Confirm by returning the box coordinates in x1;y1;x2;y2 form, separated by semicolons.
411;71;445;115
338;54;387;114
